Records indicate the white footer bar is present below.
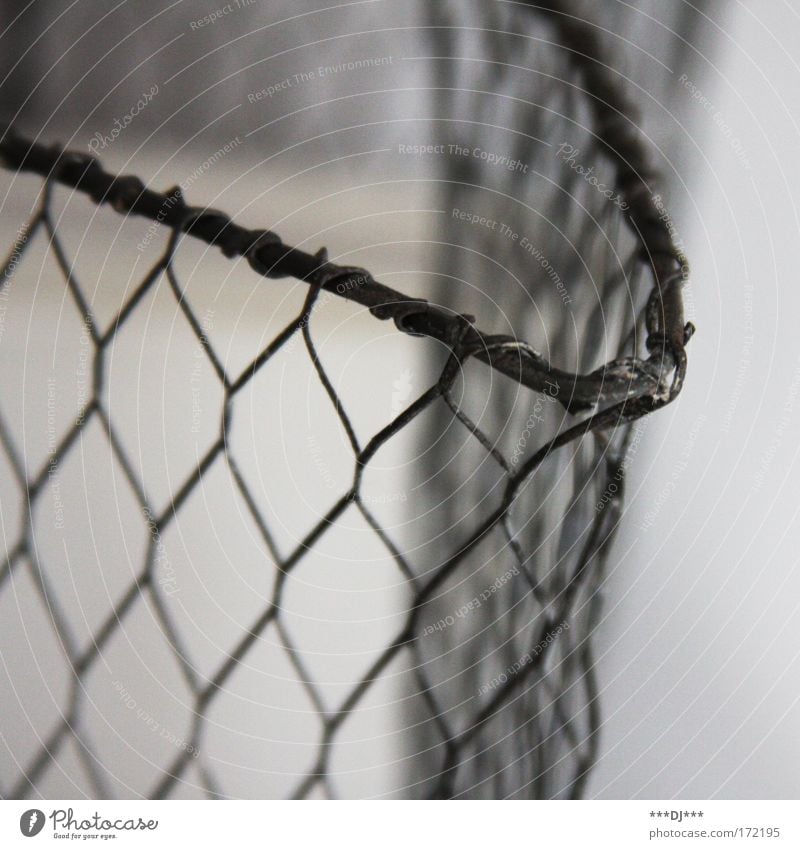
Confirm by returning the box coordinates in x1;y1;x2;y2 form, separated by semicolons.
1;800;796;847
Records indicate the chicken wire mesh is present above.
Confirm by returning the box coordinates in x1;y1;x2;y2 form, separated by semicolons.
412;0;695;799
0;1;691;800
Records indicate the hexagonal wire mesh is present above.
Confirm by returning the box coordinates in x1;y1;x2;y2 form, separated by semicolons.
0;1;691;799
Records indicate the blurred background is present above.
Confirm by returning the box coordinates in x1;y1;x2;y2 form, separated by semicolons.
1;0;798;799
